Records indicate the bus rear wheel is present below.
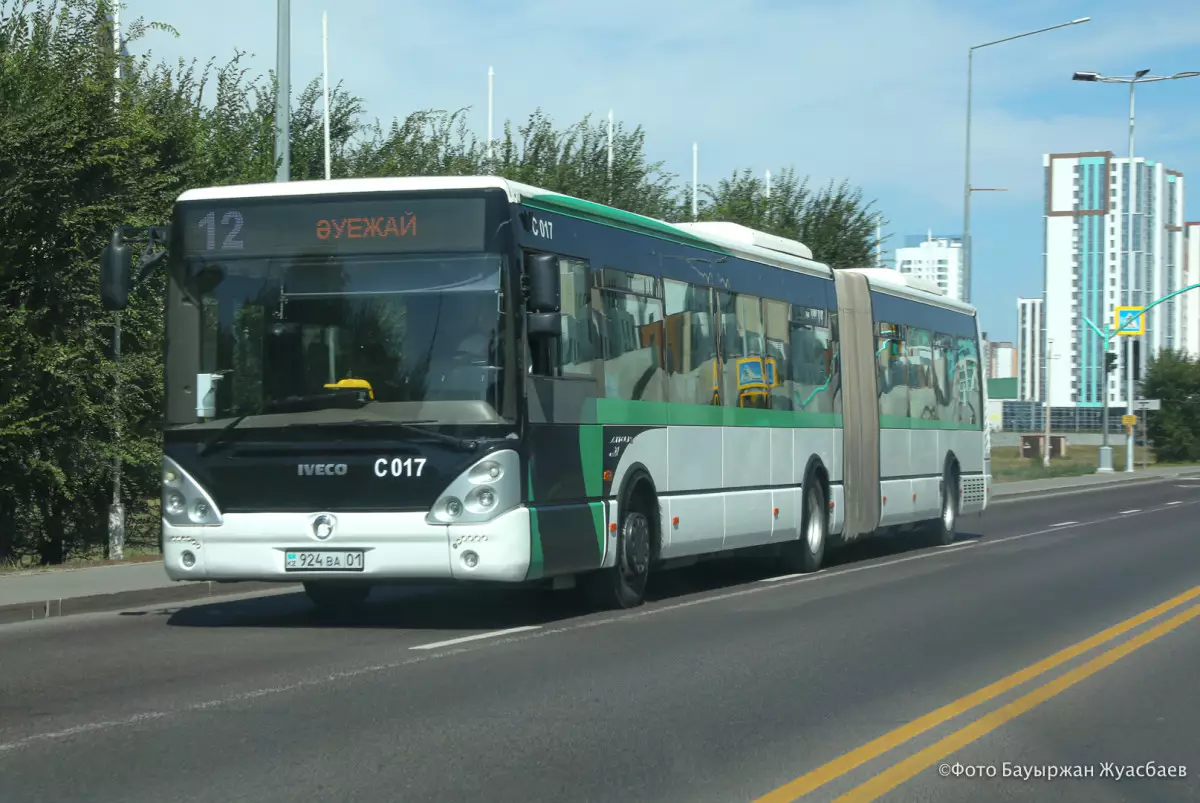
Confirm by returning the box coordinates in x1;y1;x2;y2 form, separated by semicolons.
303;580;371;613
921;466;959;547
582;491;653;611
780;478;827;574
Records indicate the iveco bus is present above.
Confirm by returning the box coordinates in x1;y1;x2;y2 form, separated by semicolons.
98;176;989;612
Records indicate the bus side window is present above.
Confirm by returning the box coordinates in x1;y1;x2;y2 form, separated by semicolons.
555;256;597;377
954;335;981;425
907;325;936;420
663;280;717;406
933;332;955;421
763;299;790;410
598;270;665;402
876;321;909;420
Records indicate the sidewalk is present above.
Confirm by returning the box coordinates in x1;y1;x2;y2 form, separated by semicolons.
990;465;1200;500
3;465;1199;625
0;561;180;607
0;561;289;625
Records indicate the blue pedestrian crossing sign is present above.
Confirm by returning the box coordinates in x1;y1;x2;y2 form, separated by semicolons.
1115;305;1144;336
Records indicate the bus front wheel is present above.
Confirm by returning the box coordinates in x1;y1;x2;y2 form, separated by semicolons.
582;485;654;610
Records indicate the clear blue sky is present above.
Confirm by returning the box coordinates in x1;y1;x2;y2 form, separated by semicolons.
119;0;1200;342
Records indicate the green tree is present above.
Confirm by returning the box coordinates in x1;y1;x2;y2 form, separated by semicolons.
0;0;194;563
489;109;679;220
695;167;885;267
1142;349;1200;463
0;0;888;565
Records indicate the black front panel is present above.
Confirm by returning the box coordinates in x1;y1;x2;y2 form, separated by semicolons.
525;416;594;504
525;420;605;576
166;427;510;513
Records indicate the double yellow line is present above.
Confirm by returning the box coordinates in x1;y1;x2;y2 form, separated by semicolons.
756;584;1200;802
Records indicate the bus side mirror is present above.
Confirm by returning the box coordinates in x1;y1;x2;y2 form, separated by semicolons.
525;253;561;341
526;253;561;313
100;232;133;311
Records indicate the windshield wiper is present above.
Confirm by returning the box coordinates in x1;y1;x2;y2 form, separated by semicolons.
264;388;372;415
197;388;370;457
335;419;478;452
198;414;248;457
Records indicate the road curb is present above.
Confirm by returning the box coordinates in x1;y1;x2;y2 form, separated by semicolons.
990;471;1200;504
0;580;298;626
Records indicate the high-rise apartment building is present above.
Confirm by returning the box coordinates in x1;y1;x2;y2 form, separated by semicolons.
1017;297;1044;401
1186;222;1200;357
987;341;1017;379
1043;151;1188;407
895;232;966;302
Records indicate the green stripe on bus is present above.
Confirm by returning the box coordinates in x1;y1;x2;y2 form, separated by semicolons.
589;398;842;428
589;501;606;560
525;507;545;581
579;424;604;498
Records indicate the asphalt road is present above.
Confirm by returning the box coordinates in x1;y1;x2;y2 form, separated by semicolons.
3;479;1200;803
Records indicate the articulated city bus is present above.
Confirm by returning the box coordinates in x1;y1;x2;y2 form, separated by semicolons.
98;176;989;612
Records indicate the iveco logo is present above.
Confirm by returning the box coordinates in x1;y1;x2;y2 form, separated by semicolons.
312;514;336;540
298;463;348;476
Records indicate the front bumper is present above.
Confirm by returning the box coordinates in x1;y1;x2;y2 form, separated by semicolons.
162;507;533;584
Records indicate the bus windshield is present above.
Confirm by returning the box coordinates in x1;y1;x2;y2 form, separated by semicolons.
185;253;509;426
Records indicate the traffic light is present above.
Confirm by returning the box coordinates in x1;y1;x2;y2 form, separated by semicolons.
1105;351;1118;373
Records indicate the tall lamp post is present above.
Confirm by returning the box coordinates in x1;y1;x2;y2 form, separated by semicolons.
1071;69;1200;473
962;17;1091;304
275;0;291;182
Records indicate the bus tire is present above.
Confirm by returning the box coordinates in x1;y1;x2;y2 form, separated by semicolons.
582;481;655;610
781;475;827;574
923;464;959;547
303;580;371;613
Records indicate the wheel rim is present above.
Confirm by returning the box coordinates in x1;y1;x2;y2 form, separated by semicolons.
942;480;956;531
620;512;651;578
806;487;825;552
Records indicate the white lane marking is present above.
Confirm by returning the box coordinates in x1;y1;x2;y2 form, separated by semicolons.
974;500;1200;552
1049;521;1079;527
2;499;1198;756
938;541;978;549
758;573;804;583
1166;501;1183;506
1120;509;1141;514
410;626;541;651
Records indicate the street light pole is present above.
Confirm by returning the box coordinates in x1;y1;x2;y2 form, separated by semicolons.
962;17;1090;305
1044;338;1054;468
1125;78;1137;473
274;0;291;182
1071;69;1200;473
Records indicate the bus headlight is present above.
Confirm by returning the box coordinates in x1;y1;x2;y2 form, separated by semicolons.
427;450;518;525
161;456;223;527
442;497;464;519
466;486;496;514
469;460;503;483
165;492;186;516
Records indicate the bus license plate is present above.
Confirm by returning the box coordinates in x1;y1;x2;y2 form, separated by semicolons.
284;550;365;572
